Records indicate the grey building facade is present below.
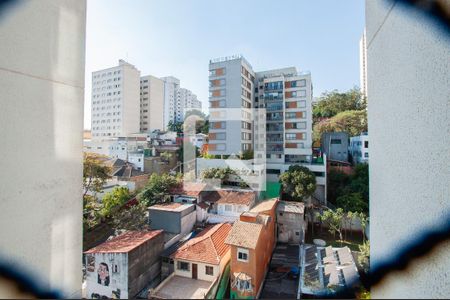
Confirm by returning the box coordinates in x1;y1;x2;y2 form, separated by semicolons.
148;203;196;235
321;132;349;162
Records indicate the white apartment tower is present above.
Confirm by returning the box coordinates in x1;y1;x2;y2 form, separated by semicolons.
140;75;165;132
161;76;180;130
359;29;368;98
175;87;202;122
91;60;140;140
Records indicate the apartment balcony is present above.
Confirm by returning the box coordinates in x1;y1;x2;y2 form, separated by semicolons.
266;138;284;143
266;106;284;112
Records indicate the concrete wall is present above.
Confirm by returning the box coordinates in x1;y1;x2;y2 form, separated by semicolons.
366;0;450;298
0;0;86;297
121;62;141;137
85;253;128;299
321;132;349;162
149;206;195;235
174;259;220;282
277;211;304;244
127;232;164;297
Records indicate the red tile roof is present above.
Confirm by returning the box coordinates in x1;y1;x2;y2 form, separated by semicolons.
169;182;207;197
84;230;163;254
171;223;232;265
203;190;255;206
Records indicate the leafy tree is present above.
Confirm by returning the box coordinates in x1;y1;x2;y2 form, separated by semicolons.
279;165;316;202
139;173;180;206
313;88;366;120
83;154;111;228
358;212;369;242
167;120;183;133
313;110;368;142
336;193;368;214
317;208;346;245
327;164;369;213
100;187;131;218
83;153;111;198
111;199;149;232
240;150;254;160
358;240;370;273
160;151;172;163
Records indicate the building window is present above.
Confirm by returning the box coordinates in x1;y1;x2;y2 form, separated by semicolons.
267;169;281;174
331;139;342;144
225;205;232;212
237;248;249;262
112;264;119;273
177;261;190;271
364;152;369;158
205;266;214;276
364;141;369;148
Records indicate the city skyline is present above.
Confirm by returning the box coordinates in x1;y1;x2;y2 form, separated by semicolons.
84;0;365;129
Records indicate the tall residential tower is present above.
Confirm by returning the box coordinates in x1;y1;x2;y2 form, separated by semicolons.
91;60;140;139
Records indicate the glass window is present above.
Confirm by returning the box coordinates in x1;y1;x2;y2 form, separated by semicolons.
177;261;190;271
205;266;214;276
237;248;249;262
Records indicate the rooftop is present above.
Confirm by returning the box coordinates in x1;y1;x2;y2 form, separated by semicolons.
84;230;163;254
250;198;278;214
171;223;232;265
149;202;194;212
169;182;207;197
203;190;255;206
225;221;263;249
277;201;305;214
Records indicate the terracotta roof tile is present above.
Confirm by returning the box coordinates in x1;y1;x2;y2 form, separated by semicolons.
203;190;255;206
250;198;279;214
84;230;163;254
225;221;263;249
169;182;207;197
171;223;232;265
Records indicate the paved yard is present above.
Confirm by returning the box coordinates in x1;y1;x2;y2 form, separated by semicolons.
151;275;212;299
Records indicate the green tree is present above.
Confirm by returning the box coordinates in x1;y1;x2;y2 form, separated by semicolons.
160;151;172;163
327;164;369;213
167;120;184;133
83;153;111;198
317;208;346;245
313;88;366;120
111;199;149;232
279;165;316;202
313;110;368;142
139;173;180;206
240;150;254;160
358;240;370;274
100;186;131;218
358;212;369;242
336;193;368;214
83;153;111;228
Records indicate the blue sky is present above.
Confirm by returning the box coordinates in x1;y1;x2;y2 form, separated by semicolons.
84;0;365;128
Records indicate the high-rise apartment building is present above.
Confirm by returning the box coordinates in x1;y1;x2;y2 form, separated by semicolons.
91;60;140;139
161;76;180;130
255;68;313;169
140;75;165;132
208;55;255;154
359;29;368;98
175;87;202;122
207;55;326;202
